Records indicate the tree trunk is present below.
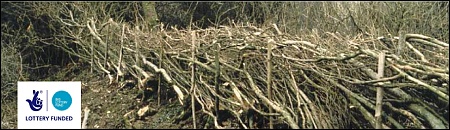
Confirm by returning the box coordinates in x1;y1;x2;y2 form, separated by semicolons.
142;2;159;30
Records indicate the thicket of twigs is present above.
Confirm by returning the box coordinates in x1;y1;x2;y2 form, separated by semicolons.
54;14;449;128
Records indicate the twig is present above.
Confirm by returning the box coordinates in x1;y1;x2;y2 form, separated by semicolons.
82;107;90;129
404;41;428;63
405;34;448;47
95;56;113;84
349;97;390;129
222;61;299;129
132;65;154;89
391;64;449;101
141;55;186;105
194;93;224;129
87;20;106;45
407;38;444;49
288;65;315;129
272;24;283;35
385;102;423;129
342;74;402;85
298;70;320;129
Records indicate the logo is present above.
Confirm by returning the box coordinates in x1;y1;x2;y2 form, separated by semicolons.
18;81;81;129
52;90;72;111
26;90;44;111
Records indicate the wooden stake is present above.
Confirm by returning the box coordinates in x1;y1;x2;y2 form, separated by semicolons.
190;31;197;129
267;39;274;129
90;37;93;74
134;26;140;89
375;51;385;129
135;26;140;67
104;25;109;75
215;42;221;126
117;24;125;83
158;36;164;107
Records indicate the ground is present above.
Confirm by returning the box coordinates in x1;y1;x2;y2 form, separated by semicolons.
1;64;197;129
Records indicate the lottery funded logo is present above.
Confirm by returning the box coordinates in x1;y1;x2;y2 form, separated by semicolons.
18;82;81;129
26;90;44;111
